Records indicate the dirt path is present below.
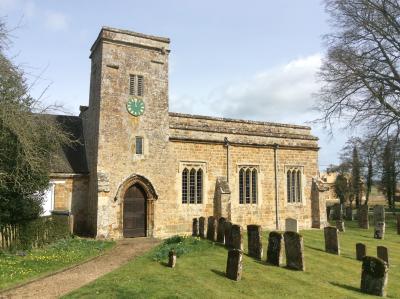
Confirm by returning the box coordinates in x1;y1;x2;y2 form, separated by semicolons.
0;238;160;299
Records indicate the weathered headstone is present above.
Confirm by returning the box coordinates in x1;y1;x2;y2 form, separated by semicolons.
374;222;386;240
207;216;218;241
247;225;263;260
335;220;345;232
324;226;340;255
284;231;305;271
345;207;353;221
217;217;226;243
168;250;176;268
397;215;400;235
285;218;298;233
356;243;367;261
224;221;232;247
199;217;206;238
360;256;388;297
358;205;369;229
374;205;385;224
226;249;242;281
377;246;389;266
231;224;243;250
266;231;284;266
192;218;199;236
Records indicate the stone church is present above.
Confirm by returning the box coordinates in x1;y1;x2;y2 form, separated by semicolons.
45;27;327;239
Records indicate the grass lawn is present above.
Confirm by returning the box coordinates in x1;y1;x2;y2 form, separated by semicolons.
0;238;114;290
64;216;400;299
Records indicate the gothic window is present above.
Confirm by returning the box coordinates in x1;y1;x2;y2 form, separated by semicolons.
135;136;143;155
129;74;144;96
182;167;203;204
239;167;258;204
287;167;303;203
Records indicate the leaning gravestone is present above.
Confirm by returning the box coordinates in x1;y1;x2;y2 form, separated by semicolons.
336;220;345;232
377;246;389;267
324;226;340;255
266;231;284;266
247;225;263;260
168;250;176;268
192;218;199;236
346;207;353;221
374;222;386;240
231;224;243;250
217;217;226;244
360;256;388;297
356;243;367;261
397;215;400;235
358;205;369;229
226;249;242;281
199;217;206;238
374;205;385;224
224;221;232;247
284;231;305;271
207;216;218;241
285;218;299;233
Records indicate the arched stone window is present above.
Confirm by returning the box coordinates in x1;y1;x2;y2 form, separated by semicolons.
239;166;258;204
286;167;303;203
182;167;203;204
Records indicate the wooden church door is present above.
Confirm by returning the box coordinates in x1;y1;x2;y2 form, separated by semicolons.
123;185;147;237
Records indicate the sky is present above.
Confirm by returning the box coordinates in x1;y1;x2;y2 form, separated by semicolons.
0;0;351;169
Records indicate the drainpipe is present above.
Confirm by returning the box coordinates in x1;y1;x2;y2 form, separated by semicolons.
274;143;279;230
224;137;230;182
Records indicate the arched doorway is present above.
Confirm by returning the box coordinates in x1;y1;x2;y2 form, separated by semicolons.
123;184;147;237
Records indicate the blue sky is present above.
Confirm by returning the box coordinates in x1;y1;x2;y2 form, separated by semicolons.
1;0;350;169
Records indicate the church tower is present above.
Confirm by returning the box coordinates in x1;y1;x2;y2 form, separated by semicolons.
84;27;172;238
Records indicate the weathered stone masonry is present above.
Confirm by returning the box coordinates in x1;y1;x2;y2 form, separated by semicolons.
48;27;327;239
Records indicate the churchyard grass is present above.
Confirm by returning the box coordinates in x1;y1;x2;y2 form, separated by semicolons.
0;238;114;290
65;215;400;298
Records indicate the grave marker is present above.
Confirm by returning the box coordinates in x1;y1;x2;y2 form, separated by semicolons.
192;218;199;236
356;243;366;261
324;226;340;255
207;216;217;241
217;217;226;244
377;246;389;266
284;231;305;271
285;218;298;233
231;224;243;250
224;221;232;247
199;217;206;238
336;220;345;232
226;249;243;281
358;205;369;229
374;222;385;240
168;250;176;268
373;205;385;224
247;225;263;260
360;256;388;297
266;231;284;266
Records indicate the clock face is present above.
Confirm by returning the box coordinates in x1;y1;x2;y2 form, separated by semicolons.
127;98;145;116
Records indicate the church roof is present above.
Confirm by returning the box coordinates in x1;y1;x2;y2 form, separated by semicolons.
44;114;89;174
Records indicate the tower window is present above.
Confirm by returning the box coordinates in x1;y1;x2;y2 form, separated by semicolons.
129;74;144;96
135;137;143;155
239;166;258;204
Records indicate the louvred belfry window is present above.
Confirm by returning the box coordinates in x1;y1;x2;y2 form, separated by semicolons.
129;74;144;96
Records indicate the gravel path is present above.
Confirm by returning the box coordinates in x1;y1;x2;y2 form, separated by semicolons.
0;238;160;299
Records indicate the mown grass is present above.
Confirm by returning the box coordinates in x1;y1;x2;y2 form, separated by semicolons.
0;238;114;290
65;216;400;299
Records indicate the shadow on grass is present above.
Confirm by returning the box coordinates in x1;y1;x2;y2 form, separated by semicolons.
304;245;325;253
329;282;363;294
160;261;169;267
211;269;226;278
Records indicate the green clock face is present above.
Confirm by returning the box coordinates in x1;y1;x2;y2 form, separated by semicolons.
127;98;145;116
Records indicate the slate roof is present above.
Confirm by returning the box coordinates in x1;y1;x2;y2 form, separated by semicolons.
44;114;89;174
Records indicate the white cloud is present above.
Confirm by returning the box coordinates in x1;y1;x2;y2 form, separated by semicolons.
0;0;19;12
23;0;35;18
44;11;68;31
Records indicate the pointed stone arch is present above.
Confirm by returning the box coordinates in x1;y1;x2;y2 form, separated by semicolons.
115;174;158;237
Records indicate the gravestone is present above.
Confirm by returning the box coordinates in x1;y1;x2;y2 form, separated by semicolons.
266;231;284;266
374;222;385;240
377;246;389;266
207;216;217;241
224;221;232;247
168;250;176;268
284;231;305;271
285;218;299;233
217;217;226;244
192;218;199;236
247;225;263;260
324;226;340;255
346;207;353;221
336;220;345;232
374;205;385;224
358;205;369;229
356;243;367;261
199;217;206;238
360;256;388;297
231;224;243;250
226;249;242;281
397;215;400;235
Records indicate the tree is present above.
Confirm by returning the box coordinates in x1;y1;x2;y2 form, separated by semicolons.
0;20;72;226
334;173;352;205
352;146;362;207
316;0;400;139
380;140;397;209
